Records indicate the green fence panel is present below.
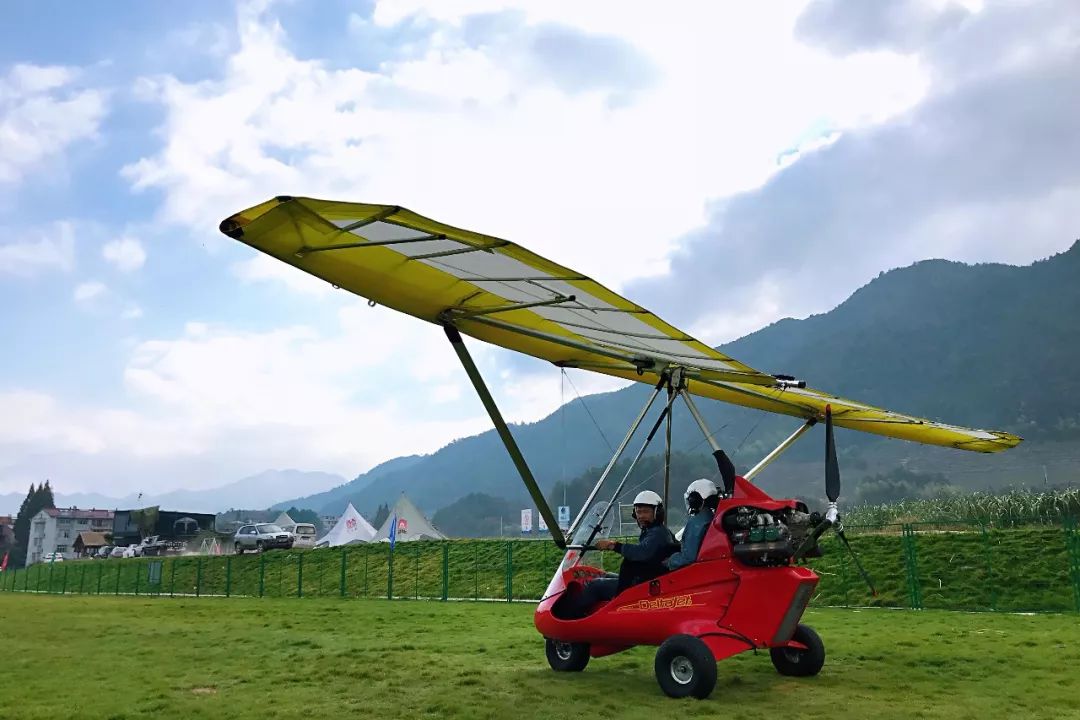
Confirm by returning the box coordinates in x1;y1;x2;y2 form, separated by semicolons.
987;524;1072;612
1066;517;1080;613
911;521;994;611
808;524;909;608
511;540;558;600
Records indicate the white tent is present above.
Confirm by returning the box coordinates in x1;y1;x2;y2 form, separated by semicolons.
374;494;446;543
316;503;376;547
273;511;295;528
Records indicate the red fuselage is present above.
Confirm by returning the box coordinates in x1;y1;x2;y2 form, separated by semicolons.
535;476;819;661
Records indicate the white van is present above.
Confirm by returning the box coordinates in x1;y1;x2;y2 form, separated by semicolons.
285;523;317;549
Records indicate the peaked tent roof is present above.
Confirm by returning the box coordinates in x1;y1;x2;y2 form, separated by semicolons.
317;503;376;547
273;511;295;528
374;494;446;542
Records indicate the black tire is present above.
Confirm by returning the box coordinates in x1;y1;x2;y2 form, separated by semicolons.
545;638;590;672
234;543;243;555
256;540;264;553
654;635;717;699
770;624;825;677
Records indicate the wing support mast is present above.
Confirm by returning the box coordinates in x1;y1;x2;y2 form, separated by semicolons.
444;323;569;548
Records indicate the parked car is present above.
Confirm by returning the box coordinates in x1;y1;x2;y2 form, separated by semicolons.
284;523;317;549
110;546;127;558
234;524;294;554
122;545;141;558
96;545;114;558
40;552;64;563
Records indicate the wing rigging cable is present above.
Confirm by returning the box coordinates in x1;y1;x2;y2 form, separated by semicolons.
220;196;1022;454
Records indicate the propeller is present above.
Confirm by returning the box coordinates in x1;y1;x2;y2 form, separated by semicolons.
795;406;877;596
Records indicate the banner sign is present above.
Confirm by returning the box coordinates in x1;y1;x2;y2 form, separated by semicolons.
537;513;548;531
557;505;571;531
521;509;532;533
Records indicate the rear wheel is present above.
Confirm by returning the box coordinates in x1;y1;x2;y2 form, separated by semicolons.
545;639;590;672
256;540;264;553
770;624;825;677
654;635;717;699
234;543;243;555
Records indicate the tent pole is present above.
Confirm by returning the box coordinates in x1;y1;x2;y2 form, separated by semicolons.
444;324;567;548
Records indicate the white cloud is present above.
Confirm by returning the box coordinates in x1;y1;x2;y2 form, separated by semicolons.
102;236;146;272
73;280;107;303
122;305;144;320
123;1;927;288
0;63;108;185
0;221;76;276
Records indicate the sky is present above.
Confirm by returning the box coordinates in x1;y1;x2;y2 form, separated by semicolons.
1;0;1077;498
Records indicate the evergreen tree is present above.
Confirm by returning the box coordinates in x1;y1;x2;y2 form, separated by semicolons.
372;503;390;529
38;480;55;510
12;481;57;567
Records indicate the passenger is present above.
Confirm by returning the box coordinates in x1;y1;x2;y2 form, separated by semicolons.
664;478;719;571
569;491;675;616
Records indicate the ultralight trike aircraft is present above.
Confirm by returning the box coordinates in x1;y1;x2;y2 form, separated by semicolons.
219;197;1021;699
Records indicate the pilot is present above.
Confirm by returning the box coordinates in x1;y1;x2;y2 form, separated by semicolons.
664;478;719;571
574;490;675;612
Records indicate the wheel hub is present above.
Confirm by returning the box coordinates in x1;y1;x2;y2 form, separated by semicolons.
670;655;694;685
555;642;573;661
782;648;803;663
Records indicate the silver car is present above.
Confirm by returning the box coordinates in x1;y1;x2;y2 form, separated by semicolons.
234;523;294;554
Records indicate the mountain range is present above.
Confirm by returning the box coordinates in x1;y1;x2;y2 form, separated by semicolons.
0;469;346;517
272;241;1080;518
8;243;1077;521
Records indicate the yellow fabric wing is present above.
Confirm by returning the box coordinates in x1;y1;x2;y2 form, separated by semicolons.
220;196;1021;454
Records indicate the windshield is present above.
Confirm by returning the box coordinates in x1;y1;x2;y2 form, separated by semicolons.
295;525;316;536
570;501;616;547
257;524;284;534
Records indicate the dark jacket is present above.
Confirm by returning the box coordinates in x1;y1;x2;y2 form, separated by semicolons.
665;507;715;571
614;522;676;588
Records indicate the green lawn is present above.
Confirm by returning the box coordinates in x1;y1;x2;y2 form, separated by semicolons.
2;595;1078;720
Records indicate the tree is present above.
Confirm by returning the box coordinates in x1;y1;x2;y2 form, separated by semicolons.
372;503;390;530
12;481;58;567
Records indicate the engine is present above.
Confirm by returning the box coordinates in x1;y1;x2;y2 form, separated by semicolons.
721;505;823;567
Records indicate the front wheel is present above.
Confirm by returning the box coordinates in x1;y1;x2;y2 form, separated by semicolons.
545;639;590;672
234;543;243;555
654;635;717;699
256;540;264;553
770;624;825;677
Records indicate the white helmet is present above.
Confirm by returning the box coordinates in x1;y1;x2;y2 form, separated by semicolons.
633;490;663;507
684;478;719;513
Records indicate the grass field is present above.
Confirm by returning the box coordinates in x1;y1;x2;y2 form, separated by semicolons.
2;595;1078;720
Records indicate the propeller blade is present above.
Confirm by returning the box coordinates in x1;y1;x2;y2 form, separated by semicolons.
825;405;840;503
837;529;877;597
713;449;736;497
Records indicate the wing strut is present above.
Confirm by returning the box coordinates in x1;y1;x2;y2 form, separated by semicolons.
444;323;567;548
743;418;818;481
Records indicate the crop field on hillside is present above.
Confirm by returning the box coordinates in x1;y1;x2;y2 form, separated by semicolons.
2;595;1078;720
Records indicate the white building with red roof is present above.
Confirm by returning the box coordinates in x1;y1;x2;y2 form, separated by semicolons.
27;507;113;566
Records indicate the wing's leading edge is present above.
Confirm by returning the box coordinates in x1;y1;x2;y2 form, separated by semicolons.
220;196;1022;454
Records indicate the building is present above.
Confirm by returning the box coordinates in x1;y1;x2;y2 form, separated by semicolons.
73;531;110;558
0;515;14;548
111;507;216;546
26;508;113;566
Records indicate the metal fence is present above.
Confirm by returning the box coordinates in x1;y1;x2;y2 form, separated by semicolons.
3;518;1078;613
